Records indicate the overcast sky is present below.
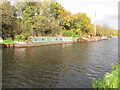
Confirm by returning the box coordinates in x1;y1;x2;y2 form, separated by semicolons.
57;0;119;30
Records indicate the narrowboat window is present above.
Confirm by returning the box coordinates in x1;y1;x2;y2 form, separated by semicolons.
35;39;37;41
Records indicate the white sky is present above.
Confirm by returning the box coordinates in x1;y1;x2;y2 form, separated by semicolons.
57;0;119;30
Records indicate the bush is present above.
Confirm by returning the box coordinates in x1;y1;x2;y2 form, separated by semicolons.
15;35;26;41
72;37;79;41
91;60;119;88
63;30;76;37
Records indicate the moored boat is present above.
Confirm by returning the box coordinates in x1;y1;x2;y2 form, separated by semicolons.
101;36;108;40
77;37;99;42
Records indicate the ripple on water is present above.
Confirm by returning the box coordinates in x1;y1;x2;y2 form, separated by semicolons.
2;39;118;88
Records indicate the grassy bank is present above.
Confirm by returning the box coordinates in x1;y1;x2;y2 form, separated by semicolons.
0;39;14;44
91;60;119;88
72;37;79;41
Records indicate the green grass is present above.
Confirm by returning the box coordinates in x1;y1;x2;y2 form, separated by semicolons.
91;60;119;89
72;37;79;41
0;39;14;44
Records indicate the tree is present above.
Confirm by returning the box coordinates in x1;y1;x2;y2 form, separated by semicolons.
21;2;36;37
34;0;62;36
96;25;118;36
1;2;17;40
50;0;66;20
1;0;117;40
64;13;94;36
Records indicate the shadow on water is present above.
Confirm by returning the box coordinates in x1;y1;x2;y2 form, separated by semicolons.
2;39;118;88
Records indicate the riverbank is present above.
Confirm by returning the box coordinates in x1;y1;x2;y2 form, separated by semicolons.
0;36;118;48
91;60;119;88
0;41;73;48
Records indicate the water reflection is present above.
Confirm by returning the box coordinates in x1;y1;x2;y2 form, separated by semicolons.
2;39;118;88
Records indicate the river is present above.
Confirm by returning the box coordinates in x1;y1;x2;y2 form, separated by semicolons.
2;39;118;88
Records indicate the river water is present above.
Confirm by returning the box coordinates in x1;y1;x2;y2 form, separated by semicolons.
2;39;118;88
